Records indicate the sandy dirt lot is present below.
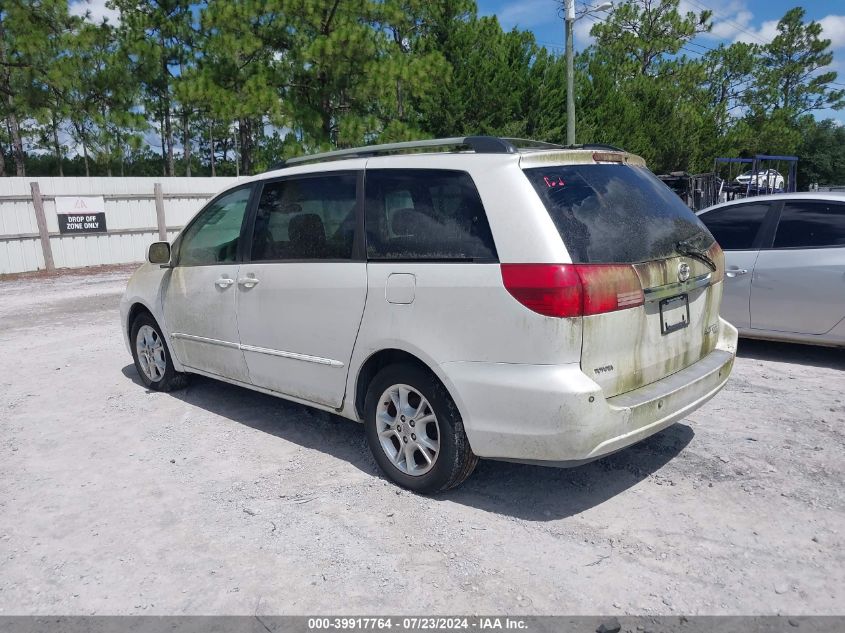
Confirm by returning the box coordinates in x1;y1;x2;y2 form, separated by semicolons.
0;266;842;616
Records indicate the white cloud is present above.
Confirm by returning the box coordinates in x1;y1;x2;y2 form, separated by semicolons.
69;0;121;25
731;13;845;49
678;0;757;42
819;14;845;49
709;9;754;39
733;18;779;45
574;13;604;48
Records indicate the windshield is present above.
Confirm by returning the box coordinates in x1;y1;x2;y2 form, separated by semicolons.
524;164;714;264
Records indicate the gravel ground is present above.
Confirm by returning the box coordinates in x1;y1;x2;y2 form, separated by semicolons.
0;266;842;616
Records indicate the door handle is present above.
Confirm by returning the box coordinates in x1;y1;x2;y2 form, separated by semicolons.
214;276;235;288
725;268;748;278
238;276;260;288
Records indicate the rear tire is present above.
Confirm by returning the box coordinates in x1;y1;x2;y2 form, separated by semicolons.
364;364;477;493
130;313;189;392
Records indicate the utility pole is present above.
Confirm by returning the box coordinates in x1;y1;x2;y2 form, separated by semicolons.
562;1;613;146
233;121;240;178
565;0;576;146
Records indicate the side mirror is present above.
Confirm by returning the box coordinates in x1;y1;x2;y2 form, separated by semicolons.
147;241;172;266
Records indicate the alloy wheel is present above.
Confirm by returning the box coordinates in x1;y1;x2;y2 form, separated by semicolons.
375;383;440;476
136;324;167;382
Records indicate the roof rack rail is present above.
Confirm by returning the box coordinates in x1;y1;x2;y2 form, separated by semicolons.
262;137;628;172
266;136;518;170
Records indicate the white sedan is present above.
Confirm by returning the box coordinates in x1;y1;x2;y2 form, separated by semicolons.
734;169;785;191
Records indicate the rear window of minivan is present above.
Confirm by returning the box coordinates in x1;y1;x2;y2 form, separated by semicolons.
524;164;714;263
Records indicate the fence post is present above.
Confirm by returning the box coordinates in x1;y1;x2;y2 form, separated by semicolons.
30;182;55;271
154;182;167;241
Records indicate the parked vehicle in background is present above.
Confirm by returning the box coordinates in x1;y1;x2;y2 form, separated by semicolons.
657;171;718;211
120;136;737;493
697;193;845;347
734;169;785;191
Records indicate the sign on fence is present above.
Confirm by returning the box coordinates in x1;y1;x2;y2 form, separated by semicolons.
55;196;108;234
58;213;107;234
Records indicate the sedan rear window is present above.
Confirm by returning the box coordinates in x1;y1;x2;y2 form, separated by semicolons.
524;164;714;263
774;201;845;249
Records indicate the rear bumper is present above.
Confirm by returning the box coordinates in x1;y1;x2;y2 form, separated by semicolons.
440;318;738;464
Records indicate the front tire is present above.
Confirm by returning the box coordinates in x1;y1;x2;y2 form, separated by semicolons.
364;364;477;493
130;313;189;392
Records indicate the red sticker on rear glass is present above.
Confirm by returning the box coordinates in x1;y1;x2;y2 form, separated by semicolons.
543;176;565;188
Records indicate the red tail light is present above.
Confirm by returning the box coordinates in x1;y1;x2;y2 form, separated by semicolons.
499;264;582;317
577;264;645;315
501;263;644;318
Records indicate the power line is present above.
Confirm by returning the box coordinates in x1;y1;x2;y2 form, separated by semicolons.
684;0;772;46
538;40;565;51
685;40;718;54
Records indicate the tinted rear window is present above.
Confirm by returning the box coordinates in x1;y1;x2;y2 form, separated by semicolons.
524;164;714;263
773;201;845;249
365;169;497;261
699;202;771;250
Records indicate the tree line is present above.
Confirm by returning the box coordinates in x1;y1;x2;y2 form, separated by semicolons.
1;0;843;186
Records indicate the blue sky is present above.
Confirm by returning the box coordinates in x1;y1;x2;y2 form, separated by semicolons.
477;0;845;123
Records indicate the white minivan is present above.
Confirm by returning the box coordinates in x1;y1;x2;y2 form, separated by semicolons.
120;136;738;492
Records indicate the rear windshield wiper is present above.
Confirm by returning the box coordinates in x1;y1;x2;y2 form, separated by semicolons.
675;239;717;272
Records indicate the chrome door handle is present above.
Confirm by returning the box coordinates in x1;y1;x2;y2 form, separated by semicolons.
238;276;260;288
215;277;235;288
725;269;748;278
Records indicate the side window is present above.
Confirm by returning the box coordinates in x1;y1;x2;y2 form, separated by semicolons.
699;203;770;250
178;187;252;266
773;201;845;249
250;174;357;261
365;169;497;261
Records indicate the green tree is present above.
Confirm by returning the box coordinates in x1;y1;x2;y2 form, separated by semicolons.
796;118;845;187
112;0;195;176
417;15;541;139
579;0;718;172
702;42;758;134
283;0;384;148
183;0;288;174
749;7;845;118
61;21;145;176
589;0;711;76
0;0;79;175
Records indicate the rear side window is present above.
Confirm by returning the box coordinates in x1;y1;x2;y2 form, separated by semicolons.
250;175;357;261
365;169;497;261
773;201;845;249
524;164;713;263
699;203;771;250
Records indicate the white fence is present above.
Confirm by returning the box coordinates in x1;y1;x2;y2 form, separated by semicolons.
0;177;239;274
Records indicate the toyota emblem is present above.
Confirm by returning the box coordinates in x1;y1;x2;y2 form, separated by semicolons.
678;262;691;282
